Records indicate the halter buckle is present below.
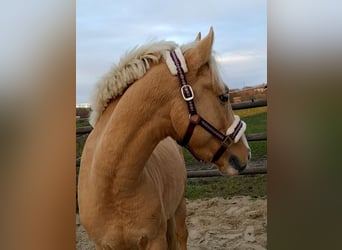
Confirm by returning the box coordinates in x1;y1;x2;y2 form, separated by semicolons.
180;85;194;101
222;135;234;148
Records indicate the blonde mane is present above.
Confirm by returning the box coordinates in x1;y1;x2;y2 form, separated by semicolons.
89;40;222;127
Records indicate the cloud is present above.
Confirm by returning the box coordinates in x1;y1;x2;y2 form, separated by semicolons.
216;51;260;63
214;50;267;89
76;0;266;103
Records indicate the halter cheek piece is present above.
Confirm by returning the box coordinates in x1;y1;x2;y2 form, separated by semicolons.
164;48;246;163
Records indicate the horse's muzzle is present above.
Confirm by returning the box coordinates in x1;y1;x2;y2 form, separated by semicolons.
229;155;247;172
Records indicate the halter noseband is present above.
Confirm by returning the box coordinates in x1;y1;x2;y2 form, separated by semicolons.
165;48;246;163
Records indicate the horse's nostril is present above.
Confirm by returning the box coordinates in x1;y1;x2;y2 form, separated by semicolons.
229;155;247;172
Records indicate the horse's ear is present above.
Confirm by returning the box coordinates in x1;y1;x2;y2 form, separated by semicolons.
186;27;214;71
195;32;201;41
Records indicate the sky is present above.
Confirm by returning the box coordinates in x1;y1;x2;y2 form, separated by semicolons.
76;0;266;104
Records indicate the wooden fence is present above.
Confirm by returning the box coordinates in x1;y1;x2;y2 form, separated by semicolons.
76;99;267;177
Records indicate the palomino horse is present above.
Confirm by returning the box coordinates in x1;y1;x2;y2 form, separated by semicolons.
78;27;251;250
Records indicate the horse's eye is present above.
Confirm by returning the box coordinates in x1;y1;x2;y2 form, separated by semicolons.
218;93;229;103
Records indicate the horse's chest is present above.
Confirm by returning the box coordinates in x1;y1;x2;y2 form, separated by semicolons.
96;201;164;249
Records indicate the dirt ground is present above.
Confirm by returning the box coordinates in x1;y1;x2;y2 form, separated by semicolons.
76;196;267;250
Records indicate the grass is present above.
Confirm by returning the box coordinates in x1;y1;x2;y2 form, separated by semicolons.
76;118;90;128
186;174;267;200
76;135;88;158
234;106;267;120
236;106;267;160
76;119;90;158
236;107;267;134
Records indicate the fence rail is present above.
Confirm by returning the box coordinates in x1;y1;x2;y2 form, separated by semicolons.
231;99;267;110
76;100;267;177
76;126;92;135
187;166;267;178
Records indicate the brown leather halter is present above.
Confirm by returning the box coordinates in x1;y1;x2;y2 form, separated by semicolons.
169;49;246;163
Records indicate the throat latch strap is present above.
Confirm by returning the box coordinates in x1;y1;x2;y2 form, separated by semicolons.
179;115;201;146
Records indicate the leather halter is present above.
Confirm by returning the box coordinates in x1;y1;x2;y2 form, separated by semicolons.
168;49;246;163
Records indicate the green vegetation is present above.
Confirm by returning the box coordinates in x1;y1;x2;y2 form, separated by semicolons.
234;106;267;120
186;175;267;200
76;118;90;128
76;119;90;158
76;135;87;158
236;106;267;159
237;107;267;134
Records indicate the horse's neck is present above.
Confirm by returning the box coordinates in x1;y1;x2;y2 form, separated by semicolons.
93;83;173;192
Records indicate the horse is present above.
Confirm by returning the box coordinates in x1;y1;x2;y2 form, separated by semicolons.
78;27;251;250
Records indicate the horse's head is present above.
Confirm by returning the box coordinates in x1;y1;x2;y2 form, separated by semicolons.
168;28;251;175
